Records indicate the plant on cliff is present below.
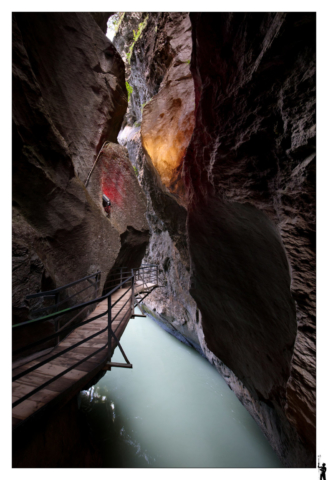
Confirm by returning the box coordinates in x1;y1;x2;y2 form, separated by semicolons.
114;12;125;32
126;15;149;64
125;81;133;103
141;97;152;115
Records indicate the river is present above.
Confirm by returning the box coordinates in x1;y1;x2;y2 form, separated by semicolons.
78;307;282;468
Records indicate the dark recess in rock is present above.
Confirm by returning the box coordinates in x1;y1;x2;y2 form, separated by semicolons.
90;12;113;33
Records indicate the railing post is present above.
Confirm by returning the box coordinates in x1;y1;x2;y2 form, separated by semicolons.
95;273;100;299
157;265;158;286
131;269;135;314
120;268;123;289
55;292;60;345
108;294;112;362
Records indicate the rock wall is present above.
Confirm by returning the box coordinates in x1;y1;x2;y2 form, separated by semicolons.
114;11;315;467
184;12;315;466
12;12;148;337
114;13;197;347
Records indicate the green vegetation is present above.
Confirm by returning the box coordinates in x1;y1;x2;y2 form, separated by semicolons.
133;166;138;176
113;12;125;33
141;97;152;114
126;15;149;64
125;81;133;103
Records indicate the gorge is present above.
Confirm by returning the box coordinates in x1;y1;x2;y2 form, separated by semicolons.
12;11;316;468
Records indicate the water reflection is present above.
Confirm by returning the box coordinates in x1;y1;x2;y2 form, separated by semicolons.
78;308;282;468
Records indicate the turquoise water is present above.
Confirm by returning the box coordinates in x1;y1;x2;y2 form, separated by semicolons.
79;307;282;468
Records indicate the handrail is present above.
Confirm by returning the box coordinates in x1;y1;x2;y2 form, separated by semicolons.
12;344;108;408
33;282;95;317
26;271;101;299
13;275;133;329
12;265;159;411
13;325;109;382
84;141;109;187
13;309;108;356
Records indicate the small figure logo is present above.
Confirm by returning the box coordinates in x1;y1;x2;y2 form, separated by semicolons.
318;456;326;480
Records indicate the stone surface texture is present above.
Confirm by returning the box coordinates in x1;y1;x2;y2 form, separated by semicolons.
12;13;148;332
13;12;127;182
184;12;316;466
115;11;315;467
90;12;113;33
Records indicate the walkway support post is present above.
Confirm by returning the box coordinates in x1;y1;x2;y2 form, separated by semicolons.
55;292;60;346
131;269;135;315
107;294;112;366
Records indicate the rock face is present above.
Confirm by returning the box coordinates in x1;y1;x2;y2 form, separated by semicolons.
114;13;196;344
87;142;149;274
133;13;195;203
90;12;112;33
12;13;149;337
184;12;316;466
115;11;315;467
13;12;127;182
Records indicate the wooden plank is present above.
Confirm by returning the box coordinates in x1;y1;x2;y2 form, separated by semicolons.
49;353;100;373
12;417;21;427
12;347;54;370
12;385;58;404
35;363;86;381
11;287;137;426
12;399;45;420
15;372;74;392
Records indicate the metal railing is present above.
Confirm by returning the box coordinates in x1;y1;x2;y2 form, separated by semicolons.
26;271;101;319
12;275;134;408
12;264;159;410
13;272;101;360
132;264;158;287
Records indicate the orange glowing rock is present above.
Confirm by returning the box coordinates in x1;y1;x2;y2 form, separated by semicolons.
141;47;195;204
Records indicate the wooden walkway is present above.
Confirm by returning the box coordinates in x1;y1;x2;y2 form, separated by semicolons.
12;286;133;429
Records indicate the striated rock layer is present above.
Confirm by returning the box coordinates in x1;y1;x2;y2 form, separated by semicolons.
116;12;315;467
12;12;148;342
